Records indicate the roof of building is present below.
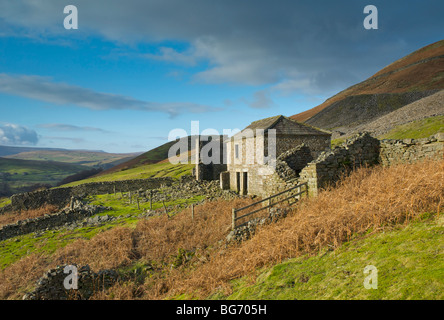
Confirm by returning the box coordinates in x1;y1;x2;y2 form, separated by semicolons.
231;115;331;139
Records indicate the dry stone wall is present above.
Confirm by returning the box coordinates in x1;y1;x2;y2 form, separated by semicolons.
23;265;119;300
8;177;174;212
299;132;443;196
0;200;109;241
299;132;381;196
379;133;444;166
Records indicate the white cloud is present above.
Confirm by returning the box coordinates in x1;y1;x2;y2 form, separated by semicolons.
0;73;219;116
0;123;38;146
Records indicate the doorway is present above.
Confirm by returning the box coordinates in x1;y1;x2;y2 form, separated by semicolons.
242;172;248;195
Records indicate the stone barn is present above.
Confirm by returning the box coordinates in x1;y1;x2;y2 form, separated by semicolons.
220;115;331;197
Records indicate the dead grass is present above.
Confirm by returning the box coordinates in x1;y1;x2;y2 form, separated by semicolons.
0;160;442;300
146;159;443;299
0;205;59;228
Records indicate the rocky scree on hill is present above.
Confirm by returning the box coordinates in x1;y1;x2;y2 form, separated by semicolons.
306;90;439;138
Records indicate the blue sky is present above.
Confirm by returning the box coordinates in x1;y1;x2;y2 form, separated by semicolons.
0;0;443;153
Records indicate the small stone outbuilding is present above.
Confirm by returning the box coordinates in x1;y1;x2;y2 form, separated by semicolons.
221;115;331;197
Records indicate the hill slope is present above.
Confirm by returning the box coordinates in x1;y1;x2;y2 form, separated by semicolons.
90;136;196;181
290;39;444;134
2;148;140;170
0;157;87;196
214;215;443;300
333;90;444;139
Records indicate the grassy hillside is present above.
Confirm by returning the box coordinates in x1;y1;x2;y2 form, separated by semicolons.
96;137;194;178
291;39;444;124
64;136;196;187
60;162;194;187
1;159;441;300
0;157;88;196
213;215;443;300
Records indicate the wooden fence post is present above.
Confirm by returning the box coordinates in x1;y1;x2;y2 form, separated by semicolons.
150;190;153;210
129;191;132;204
232;208;236;230
137;197;140;210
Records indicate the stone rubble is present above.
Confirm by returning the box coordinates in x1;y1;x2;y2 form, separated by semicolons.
23;264;119;300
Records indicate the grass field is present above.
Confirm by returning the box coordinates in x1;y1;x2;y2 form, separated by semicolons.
60;162;194;187
0;157;88;195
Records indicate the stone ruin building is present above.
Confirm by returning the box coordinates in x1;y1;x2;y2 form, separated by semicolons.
195;114;444;199
195;115;332;198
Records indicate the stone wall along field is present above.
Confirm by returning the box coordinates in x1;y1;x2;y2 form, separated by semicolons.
9;177;174;212
379;133;444;166
299;132;443;196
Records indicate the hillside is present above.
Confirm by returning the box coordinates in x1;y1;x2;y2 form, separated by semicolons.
290;39;444;134
0;159;441;300
2;148;140;170
86;136;197;183
213;215;443;300
332;90;444;140
0;157;87;196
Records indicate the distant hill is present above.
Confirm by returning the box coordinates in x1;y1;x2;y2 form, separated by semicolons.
1;146;141;170
63;136;200;186
290;39;444;137
0;157;88;196
94;136;196;178
0;146;66;157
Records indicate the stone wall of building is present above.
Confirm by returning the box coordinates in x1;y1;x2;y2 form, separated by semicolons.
273;135;331;159
195;135;227;181
299;132;380;196
225;132;331;197
276;144;313;179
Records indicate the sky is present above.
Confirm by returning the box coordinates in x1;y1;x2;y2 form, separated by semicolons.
0;0;443;153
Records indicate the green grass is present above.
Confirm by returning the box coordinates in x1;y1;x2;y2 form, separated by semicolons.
380;115;444;140
88;193;205;218
0;223;122;269
331;138;345;148
60;162;194;187
0;197;11;208
210;215;444;300
0;157;87;194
